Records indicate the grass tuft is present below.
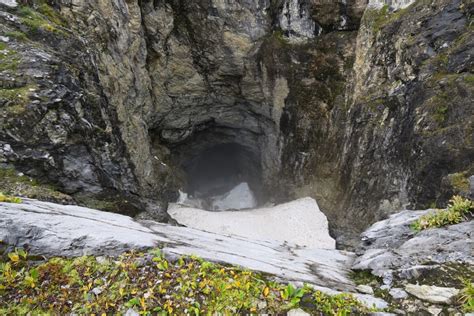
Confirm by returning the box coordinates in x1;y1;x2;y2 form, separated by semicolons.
411;196;473;231
0;192;22;203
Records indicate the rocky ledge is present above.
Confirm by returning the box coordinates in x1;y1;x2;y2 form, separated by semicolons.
2;198;473;313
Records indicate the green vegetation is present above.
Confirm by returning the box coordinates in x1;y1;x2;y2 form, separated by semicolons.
37;3;66;26
272;29;290;45
411;196;473;231
363;4;414;34
0;249;374;315
0;192;22;203
17;5;64;33
425;89;450;123
350;270;382;287
464;74;474;84
0;168;73;204
0;86;32;115
459;279;474;313
449;172;470;192
0;44;20;72
5;31;28;42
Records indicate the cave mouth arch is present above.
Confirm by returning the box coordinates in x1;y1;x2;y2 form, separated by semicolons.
156;121;273;207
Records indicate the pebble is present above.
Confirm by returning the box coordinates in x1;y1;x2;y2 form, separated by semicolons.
389;288;408;299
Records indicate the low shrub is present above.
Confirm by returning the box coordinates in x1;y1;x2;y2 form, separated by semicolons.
0;192;22;203
411;196;473;231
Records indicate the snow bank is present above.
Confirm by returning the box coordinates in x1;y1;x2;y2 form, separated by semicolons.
168;197;336;249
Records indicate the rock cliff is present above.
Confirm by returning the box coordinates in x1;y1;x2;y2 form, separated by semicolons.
0;0;472;245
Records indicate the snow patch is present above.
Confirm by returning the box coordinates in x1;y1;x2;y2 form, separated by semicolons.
168;197;336;249
210;182;257;210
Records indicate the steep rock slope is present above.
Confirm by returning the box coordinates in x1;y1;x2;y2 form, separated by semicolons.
0;0;472;244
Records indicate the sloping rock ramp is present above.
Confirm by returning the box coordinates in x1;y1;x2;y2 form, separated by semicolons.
0;199;387;308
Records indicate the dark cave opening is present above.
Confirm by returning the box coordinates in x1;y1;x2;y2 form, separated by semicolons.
182;142;262;199
158;123;268;205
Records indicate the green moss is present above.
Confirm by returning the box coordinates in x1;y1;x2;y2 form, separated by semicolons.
0;45;20;72
350;270;382;286
464;74;474;84
425;90;450;123
5;31;28;41
74;194;137;216
0;86;32;115
363;3;416;34
411;196;473;231
272;29;290;45
0;167;73;204
0;192;22;203
0;249;375;315
449;172;470;192
433;104;448;123
37;3;66;26
412;263;474;288
17;5;63;34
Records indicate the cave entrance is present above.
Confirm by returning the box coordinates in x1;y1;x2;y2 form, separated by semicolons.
183;143;260;198
164;129;266;210
154;115;277;210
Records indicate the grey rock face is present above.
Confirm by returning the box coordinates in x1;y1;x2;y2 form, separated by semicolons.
0;0;17;9
278;0;318;41
353;210;474;281
1;0;472;246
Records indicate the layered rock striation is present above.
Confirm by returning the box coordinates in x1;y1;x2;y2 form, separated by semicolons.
0;0;472;244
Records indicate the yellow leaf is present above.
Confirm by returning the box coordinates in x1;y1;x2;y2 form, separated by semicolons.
8;253;19;263
263;287;270;297
119;288;124;296
140;297;146;310
101;313;107;316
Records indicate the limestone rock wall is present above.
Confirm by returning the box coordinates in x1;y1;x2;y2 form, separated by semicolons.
0;0;472;244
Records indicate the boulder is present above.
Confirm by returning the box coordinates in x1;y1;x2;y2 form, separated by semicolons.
389;288;408;300
404;284;460;305
287;308;311;316
353;210;474;279
356;284;374;295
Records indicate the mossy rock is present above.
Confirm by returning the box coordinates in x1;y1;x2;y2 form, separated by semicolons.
448;172;470;193
0;167;73;204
